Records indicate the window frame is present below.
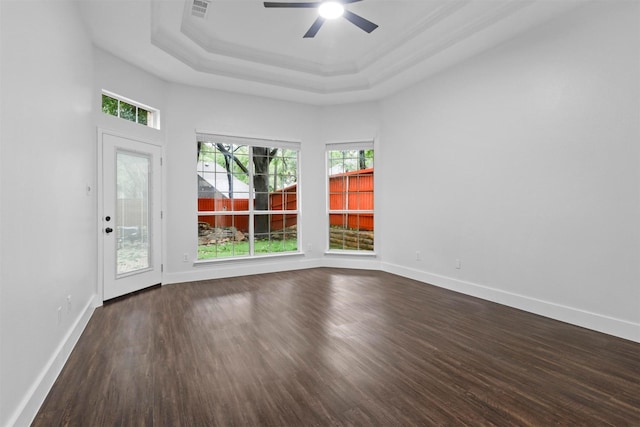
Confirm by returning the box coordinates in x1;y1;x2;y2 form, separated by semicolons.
196;132;301;262
101;90;160;129
325;141;375;255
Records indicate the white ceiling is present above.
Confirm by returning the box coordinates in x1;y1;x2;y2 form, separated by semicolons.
79;0;583;105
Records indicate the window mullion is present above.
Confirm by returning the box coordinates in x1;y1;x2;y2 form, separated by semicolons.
248;145;255;256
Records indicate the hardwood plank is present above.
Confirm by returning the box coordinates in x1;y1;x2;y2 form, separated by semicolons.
33;268;640;426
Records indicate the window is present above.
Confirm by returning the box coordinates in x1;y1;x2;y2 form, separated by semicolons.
102;91;159;129
197;133;300;260
327;142;374;252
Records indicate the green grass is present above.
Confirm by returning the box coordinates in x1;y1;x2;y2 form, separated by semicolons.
198;238;298;260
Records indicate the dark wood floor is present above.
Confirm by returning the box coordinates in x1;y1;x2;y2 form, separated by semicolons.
34;268;639;426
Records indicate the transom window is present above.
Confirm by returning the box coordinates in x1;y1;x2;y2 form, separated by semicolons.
327;142;374;253
197;133;300;260
101;91;159;129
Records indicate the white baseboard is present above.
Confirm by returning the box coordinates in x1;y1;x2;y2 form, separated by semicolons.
381;262;640;343
163;255;383;285
163;256;323;284
7;295;98;427
322;255;382;271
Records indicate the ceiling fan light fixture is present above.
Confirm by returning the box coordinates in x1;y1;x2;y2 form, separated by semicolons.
264;0;377;38
318;1;344;19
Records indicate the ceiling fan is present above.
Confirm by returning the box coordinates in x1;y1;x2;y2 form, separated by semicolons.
264;0;378;38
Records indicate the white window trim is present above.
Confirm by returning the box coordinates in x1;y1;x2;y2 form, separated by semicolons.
196;132;301;262
102;90;160;129
325;140;375;254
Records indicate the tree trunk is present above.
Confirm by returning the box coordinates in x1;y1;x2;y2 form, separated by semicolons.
223;154;233;198
253;147;277;236
359;150;367;170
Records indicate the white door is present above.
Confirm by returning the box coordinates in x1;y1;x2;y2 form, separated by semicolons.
101;132;162;300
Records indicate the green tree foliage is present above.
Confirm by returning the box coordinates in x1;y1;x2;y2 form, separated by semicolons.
328;149;373;173
269;149;297;191
119;101;136;122
198;143;297;192
102;94;149;125
102;94;118;116
137;108;148;126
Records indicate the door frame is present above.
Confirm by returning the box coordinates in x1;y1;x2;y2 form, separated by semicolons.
97;128;163;302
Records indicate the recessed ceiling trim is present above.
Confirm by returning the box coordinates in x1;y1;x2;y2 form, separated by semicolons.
180;22;360;77
151;26;372;94
174;0;471;78
368;0;537;88
355;0;471;72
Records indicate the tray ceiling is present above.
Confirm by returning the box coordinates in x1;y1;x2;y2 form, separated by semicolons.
79;0;582;105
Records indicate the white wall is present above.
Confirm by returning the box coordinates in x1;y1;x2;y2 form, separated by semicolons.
0;2;96;426
161;85;382;283
163;84;320;283
91;52;383;284
379;1;640;341
91;48;384;283
318;102;383;268
94;48;167;144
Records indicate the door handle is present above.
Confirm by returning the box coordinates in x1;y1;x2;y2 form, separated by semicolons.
105;227;114;234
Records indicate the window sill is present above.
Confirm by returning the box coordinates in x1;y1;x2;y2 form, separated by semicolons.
324;250;377;257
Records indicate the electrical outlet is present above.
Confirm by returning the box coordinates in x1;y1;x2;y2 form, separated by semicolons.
456;259;461;269
416;251;421;261
307;243;313;253
57;307;62;324
183;253;189;262
67;295;72;312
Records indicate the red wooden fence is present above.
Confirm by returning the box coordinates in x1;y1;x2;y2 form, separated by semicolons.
329;168;374;231
269;184;298;230
197;168;374;232
197;198;250;231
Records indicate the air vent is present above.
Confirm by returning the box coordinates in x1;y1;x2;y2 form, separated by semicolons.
192;0;211;18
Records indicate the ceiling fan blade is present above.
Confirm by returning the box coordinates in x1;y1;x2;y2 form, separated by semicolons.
264;2;321;8
303;16;325;38
343;9;378;33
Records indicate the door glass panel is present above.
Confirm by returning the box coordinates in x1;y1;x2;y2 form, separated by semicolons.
116;151;151;275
